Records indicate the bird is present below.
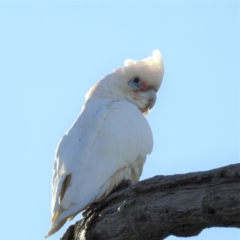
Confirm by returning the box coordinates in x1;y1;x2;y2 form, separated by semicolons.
45;50;164;237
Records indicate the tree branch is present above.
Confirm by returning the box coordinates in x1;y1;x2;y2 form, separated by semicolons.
61;163;240;240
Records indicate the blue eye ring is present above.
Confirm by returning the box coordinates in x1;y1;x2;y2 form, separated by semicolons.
128;77;142;89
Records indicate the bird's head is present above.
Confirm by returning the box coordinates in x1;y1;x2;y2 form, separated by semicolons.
86;50;164;115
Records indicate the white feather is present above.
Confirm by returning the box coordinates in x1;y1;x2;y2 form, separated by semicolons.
46;50;164;237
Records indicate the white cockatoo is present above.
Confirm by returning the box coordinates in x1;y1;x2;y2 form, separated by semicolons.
46;50;164;237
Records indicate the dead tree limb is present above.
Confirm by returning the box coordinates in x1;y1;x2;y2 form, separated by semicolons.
61;163;240;240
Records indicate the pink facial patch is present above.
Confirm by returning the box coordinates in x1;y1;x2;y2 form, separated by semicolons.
140;80;148;91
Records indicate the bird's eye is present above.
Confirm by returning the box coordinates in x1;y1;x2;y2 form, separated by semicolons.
128;77;142;89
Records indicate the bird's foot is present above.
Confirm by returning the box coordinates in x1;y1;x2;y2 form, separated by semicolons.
83;179;132;217
110;179;132;195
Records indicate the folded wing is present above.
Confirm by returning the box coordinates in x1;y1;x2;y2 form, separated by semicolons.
46;99;153;237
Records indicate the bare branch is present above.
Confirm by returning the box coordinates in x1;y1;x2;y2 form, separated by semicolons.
61;163;240;240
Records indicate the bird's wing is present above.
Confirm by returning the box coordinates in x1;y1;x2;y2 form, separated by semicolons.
51;99;153;225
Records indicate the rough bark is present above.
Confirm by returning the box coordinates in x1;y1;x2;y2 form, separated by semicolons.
61;163;240;240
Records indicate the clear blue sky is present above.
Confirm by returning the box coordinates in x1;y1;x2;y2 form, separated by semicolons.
0;1;239;240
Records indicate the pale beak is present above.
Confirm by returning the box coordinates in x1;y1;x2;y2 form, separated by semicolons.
147;89;157;110
140;89;157;115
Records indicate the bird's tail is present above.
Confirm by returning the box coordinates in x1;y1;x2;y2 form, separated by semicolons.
45;218;67;238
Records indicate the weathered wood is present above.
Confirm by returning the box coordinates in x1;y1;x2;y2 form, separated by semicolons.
61;163;240;240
